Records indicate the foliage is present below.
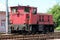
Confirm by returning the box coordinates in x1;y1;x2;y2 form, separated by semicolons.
47;4;60;30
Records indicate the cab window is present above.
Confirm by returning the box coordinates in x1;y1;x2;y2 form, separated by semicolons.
24;7;30;12
33;8;37;14
11;8;17;13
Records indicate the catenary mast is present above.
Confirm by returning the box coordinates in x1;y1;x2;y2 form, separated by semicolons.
6;0;9;34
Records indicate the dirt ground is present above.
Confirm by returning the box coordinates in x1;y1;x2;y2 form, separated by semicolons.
47;39;60;40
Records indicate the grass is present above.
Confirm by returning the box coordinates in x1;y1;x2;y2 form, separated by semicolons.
55;26;60;30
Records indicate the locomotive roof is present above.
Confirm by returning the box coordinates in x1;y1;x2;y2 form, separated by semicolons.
38;13;52;15
10;5;37;8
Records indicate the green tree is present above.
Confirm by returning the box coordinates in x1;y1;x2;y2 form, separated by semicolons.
48;4;60;30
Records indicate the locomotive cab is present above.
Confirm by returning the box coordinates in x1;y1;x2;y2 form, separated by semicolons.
9;5;38;34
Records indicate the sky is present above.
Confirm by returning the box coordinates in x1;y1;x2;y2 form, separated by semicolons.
0;0;60;13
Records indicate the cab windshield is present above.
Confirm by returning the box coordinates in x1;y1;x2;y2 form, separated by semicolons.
11;8;17;13
33;8;37;14
24;7;30;12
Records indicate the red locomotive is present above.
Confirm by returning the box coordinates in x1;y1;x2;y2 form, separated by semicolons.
9;5;54;34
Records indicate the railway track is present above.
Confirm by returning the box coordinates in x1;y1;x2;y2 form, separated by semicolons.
0;32;60;40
